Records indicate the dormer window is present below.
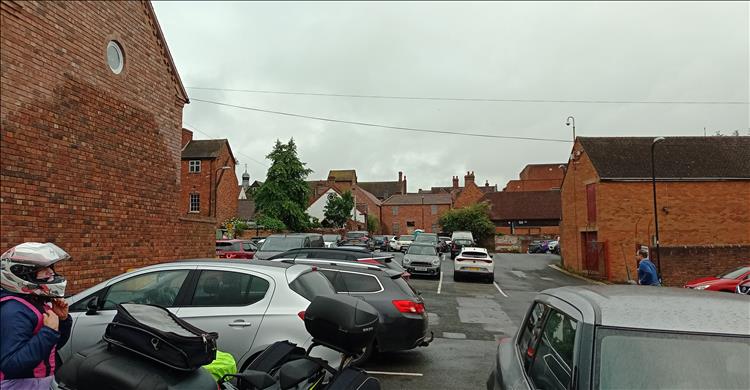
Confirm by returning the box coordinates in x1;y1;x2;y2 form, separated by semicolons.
189;160;201;173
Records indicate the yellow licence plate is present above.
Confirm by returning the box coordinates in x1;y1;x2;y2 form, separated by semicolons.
465;267;483;271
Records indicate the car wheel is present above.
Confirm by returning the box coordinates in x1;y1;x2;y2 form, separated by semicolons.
488;274;495;284
350;339;376;367
453;272;460;282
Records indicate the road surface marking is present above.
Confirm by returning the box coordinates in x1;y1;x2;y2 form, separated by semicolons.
510;270;527;278
443;332;467;339
494;282;509;297
367;371;424;377
540;277;554;281
437;257;444;294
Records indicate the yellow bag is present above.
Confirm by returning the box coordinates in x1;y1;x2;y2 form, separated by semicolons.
203;350;237;381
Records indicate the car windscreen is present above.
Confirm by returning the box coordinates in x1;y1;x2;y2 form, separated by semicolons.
288;271;334;302
399;235;415;241
717;266;749;279
345;232;366;239
216;242;241;251
260;237;305;251
322;234;340;242
595;327;749;390
407;245;436;256
455;239;473;246
415;235;437;243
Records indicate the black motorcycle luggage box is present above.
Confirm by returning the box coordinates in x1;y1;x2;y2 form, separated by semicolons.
56;341;218;390
303;295;379;355
104;303;218;371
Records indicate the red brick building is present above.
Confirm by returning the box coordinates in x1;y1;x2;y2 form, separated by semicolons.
419;171;497;206
1;1;214;292
381;194;452;235
503;163;566;192
180;129;238;226
308;170;388;232
482;191;561;236
560;137;750;285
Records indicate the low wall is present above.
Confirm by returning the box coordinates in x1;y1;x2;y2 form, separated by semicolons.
656;245;750;287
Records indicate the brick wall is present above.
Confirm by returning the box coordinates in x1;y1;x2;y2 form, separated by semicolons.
180;143;238;226
454;180;485;208
181;158;213;218
381;204;451;234
503;179;562;192
561;141;750;283
0;1;214;293
657;245;750;287
215;145;238;225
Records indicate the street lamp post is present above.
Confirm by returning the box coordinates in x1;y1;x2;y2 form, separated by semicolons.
565;116;580;270
566;116;576;141
651;137;665;280
213;165;231;219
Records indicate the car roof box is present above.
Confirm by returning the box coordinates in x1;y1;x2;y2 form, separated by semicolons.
304;295;378;355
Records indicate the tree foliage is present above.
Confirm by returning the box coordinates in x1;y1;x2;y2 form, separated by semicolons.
438;203;495;242
253;139;312;232
255;214;287;232
323;191;354;228
367;215;380;234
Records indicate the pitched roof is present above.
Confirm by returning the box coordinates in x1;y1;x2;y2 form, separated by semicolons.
181;139;229;159
578;137;750;180
358;181;402;199
353;185;382;206
383;193;452;205
327;169;357;182
479;185;498;194
143;2;189;103
520;163;567;180
481;190;561;220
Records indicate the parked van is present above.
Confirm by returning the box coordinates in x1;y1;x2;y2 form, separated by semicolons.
254;233;324;260
451;231;474;242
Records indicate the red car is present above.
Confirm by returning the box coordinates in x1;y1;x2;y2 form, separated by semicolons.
684;265;750;292
215;239;256;259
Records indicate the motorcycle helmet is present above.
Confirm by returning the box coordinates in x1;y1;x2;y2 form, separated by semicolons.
0;242;70;297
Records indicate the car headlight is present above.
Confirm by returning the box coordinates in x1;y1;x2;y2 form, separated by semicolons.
432;258;440;266
694;285;711;290
403;257;411;264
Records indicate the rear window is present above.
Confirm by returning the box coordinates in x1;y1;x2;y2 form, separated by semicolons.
346;232;366;239
340;272;381;293
288;271;334;302
323;234;340;242
216;242;241;251
461;251;488;258
261;237;305;251
392;277;418;297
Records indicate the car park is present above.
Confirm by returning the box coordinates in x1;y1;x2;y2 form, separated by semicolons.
59;260;339;371
254;233;324;260
372;235;389;251
322;234;341;248
403;243;442;278
450;237;475;259
684;265;750;292
487;285;750;390
391;234;415;252
215;239;256;259
454;247;494;283
277;258;432;365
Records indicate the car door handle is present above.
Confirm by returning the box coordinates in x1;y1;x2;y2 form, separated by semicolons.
228;320;253;328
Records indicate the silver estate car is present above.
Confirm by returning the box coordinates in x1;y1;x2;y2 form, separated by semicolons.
60;259;339;371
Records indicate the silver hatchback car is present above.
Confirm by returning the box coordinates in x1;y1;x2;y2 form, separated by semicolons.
59;259;339;371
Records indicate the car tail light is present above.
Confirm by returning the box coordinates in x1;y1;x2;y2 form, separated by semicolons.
392;300;425;314
298;311;306;320
482;259;493;264
360;258;380;265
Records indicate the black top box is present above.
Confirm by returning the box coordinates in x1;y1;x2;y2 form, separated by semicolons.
304;295;379;355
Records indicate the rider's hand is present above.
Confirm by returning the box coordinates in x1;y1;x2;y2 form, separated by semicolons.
44;310;60;331
52;298;69;320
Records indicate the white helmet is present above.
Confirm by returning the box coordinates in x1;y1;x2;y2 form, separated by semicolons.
0;242;70;298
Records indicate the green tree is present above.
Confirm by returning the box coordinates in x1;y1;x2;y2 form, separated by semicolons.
253;139;312;232
323;191;355;228
256;214;287;232
438;202;495;242
367;215;380;234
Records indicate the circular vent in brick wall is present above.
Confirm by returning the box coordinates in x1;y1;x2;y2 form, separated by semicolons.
107;41;124;74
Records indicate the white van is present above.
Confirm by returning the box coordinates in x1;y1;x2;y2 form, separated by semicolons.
451;231;474;242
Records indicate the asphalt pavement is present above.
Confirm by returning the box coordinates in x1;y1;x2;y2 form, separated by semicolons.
363;251;592;389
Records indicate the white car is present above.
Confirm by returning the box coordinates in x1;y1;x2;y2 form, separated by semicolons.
453;247;494;283
60;260;340;371
390;234;415;252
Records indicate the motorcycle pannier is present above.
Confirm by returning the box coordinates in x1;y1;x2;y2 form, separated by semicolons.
303;295;379;355
103;303;218;371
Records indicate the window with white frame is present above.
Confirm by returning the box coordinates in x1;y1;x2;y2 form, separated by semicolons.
392;206;399;216
189;160;201;173
431;205;438;215
189;193;200;212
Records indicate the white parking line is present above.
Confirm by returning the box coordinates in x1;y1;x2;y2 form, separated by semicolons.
437;256;444;294
367;371;424;377
494;282;509;298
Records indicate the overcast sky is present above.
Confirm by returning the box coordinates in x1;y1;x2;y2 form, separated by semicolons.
153;1;749;191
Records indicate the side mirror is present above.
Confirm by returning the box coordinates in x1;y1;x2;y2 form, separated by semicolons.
85;296;99;315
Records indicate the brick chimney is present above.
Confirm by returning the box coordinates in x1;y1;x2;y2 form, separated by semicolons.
398;171;404;194
464;171;475;187
402;175;407;194
181;128;193;148
452;176;459;189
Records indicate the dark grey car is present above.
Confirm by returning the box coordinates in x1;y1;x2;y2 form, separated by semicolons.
488;285;750;390
403;243;441;277
254;233;324;260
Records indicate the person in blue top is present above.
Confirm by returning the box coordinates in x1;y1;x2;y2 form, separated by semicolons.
636;248;661;286
0;242;73;390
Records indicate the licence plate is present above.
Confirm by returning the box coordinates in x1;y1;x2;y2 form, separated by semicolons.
465;267;483;272
415;267;429;271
